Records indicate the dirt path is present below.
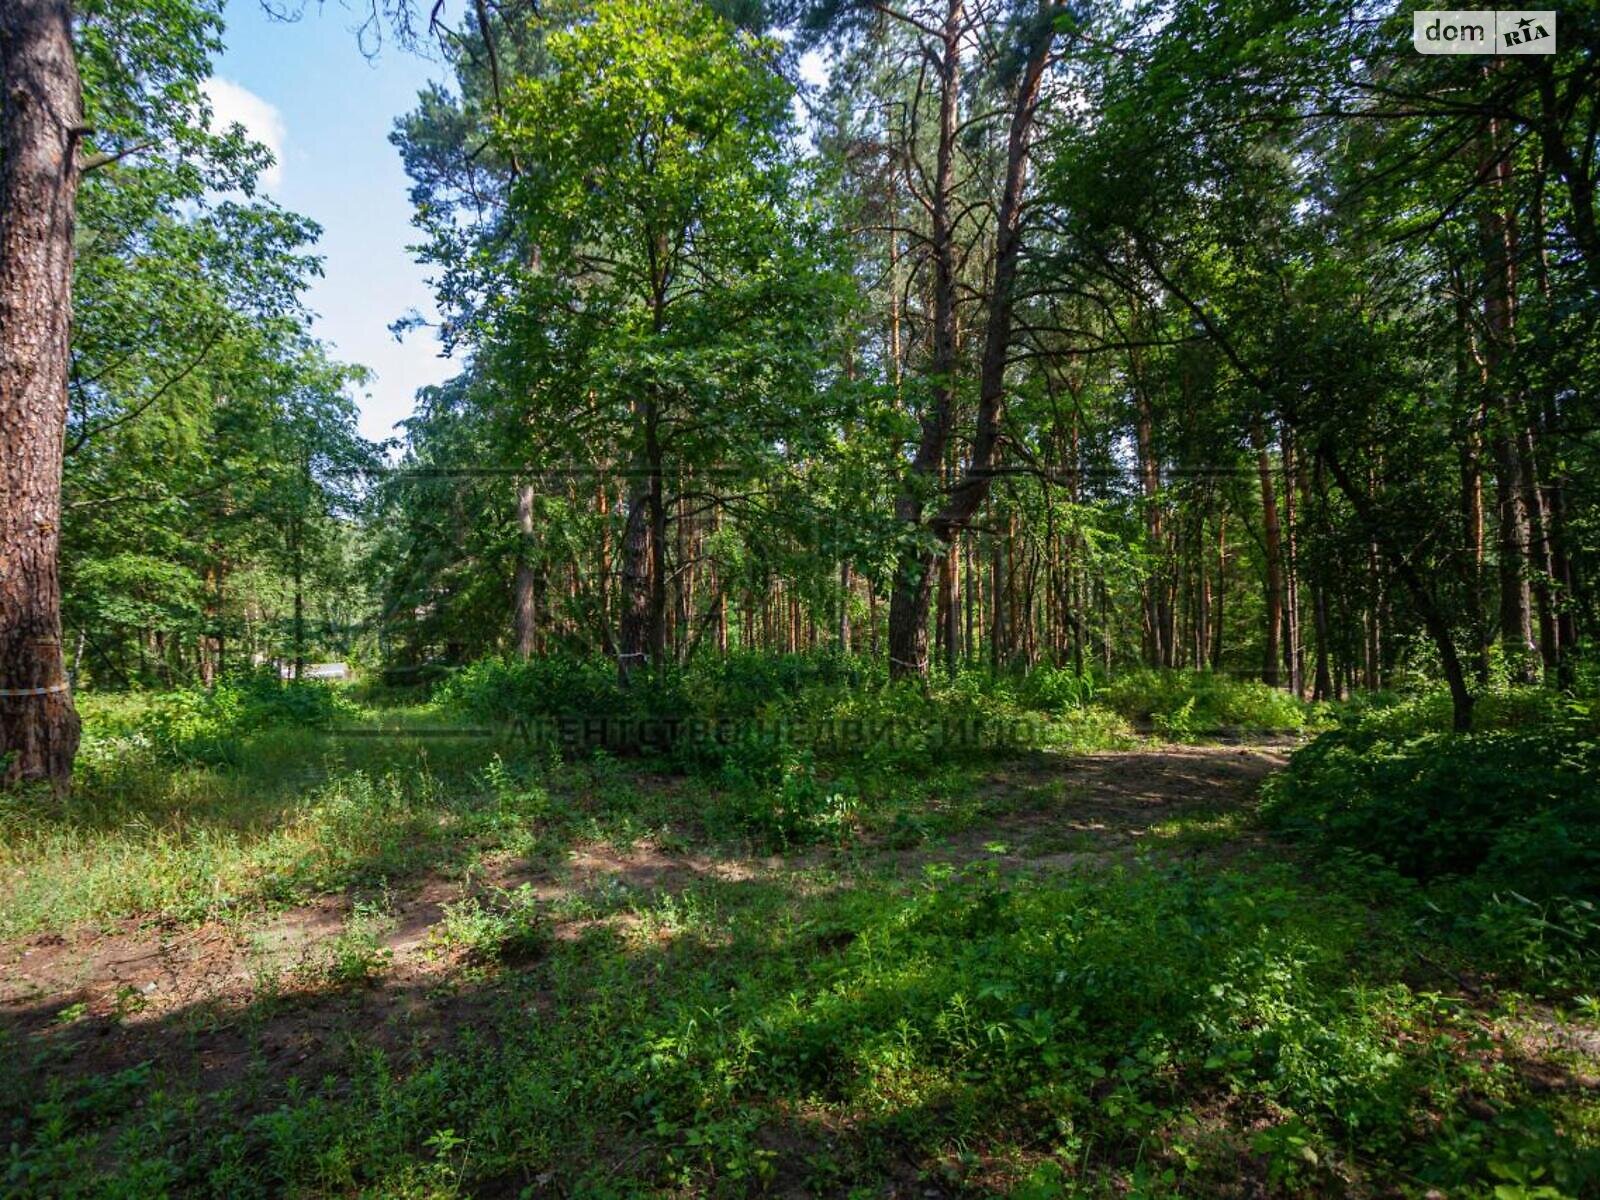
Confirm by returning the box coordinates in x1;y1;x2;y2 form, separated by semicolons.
0;743;1287;1093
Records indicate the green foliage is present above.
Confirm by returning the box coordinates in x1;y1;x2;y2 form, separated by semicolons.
63;0;378;689
143;673;357;764
1264;694;1600;986
17;856;1598;1195
437;652;1133;849
10;681;1600;1195
1103;669;1312;736
295;899;394;988
436;655;621;729
1015;664;1099;712
429;886;549;966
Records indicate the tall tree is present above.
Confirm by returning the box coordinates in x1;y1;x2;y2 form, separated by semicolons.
0;0;84;787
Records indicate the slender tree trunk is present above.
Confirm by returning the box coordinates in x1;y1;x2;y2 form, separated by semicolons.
291;521;306;680
712;506;727;654
964;537;975;666
838;559;852;653
990;532;1006;671
1517;425;1558;680
514;483;538;659
647;436;667;668
1195;512;1211;670
1322;446;1475;731
1282;429;1303;696
1212;514;1227;669
886;0;962;681
1305;464;1333;701
1527;165;1565;681
0;0;83;789
214;553;227;681
1135;386;1164;667
889;13;1052;678
1481;108;1537;680
617;462;652;683
1253;425;1283;689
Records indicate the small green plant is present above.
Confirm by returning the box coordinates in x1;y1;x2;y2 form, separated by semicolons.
297;899;393;987
430;886;548;965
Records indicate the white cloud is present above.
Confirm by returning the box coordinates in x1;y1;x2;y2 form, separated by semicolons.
202;77;286;190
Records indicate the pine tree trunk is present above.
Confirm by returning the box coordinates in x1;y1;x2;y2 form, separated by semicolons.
886;0;962;682
1480;107;1537;680
514;483;538;659
617;472;652;683
1253;426;1283;689
1282;430;1303;696
0;0;83;789
890;12;1051;679
1213;514;1226;668
838;560;852;652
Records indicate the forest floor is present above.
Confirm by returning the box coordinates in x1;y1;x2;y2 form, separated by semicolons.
2;744;1286;1097
5;721;1598;1196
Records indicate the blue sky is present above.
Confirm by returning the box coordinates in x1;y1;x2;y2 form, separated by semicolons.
212;1;455;445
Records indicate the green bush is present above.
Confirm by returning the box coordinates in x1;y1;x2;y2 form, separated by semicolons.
143;671;355;765
1102;669;1310;735
437;653;1122;769
1263;695;1600;985
1265;723;1599;883
1015;664;1099;712
436;654;621;728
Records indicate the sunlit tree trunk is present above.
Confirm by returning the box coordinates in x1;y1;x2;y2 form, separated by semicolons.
0;0;83;789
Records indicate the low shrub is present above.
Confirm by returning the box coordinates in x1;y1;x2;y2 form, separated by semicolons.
1263;694;1600;986
1015;663;1099;712
437;653;1126;771
142;671;356;765
1102;669;1310;735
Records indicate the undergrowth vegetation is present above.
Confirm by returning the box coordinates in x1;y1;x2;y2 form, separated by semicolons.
1101;669;1314;738
4;665;1599;1196
1264;687;1600;990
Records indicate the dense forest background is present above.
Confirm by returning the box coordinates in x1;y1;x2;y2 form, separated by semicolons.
7;2;1600;1194
47;0;1599;742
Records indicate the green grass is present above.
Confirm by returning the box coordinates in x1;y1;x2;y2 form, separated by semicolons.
3;670;1598;1197
9;857;1599;1196
1;666;1135;940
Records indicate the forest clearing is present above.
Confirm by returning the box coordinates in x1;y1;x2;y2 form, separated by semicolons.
3;0;1600;1195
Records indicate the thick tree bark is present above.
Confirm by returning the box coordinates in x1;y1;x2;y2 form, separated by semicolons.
0;0;83;788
